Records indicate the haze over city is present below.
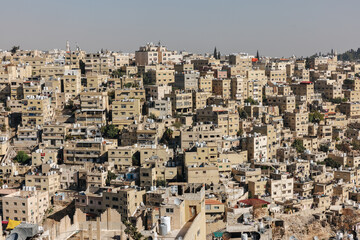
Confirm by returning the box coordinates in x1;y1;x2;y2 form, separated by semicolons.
1;0;360;57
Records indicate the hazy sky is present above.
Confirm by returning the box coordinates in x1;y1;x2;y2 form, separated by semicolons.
1;0;360;57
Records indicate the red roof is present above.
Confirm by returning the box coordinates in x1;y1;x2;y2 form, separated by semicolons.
238;199;270;206
205;199;223;205
300;81;312;84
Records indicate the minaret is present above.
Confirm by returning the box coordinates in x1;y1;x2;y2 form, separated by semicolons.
76;42;80;51
66;40;70;53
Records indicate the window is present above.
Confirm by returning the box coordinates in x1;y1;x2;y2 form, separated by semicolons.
166;208;174;213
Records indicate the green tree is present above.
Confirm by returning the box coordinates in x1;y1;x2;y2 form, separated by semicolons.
244;97;258;105
213;47;217;59
132;151;140;166
64;99;75;110
239;108;248;119
262;95;268;105
112;69;126;78
237;129;243;137
1;124;6;132
149;113;157;120
124;83;132;88
79;60;86;74
123;220;143;240
161;128;173;144
100;124;119;139
319;144;329;152
292;139;306;153
10;46;20;54
336;143;352;153
217;51;221;60
352;140;360;151
106;171;117;186
329;97;347;104
14;151;30;165
319;158;341;169
156;179;166;187
309;111;324;123
108;90;115;104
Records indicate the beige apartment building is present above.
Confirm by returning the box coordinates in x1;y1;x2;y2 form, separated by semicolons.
228;54;252;73
231;77;245;101
76;92;108;126
115;88;146;101
64;138;117;164
284;110;309;136
267;69;287;82
267;173;294;201
42;123;67;149
184;142;218;166
135;43;180;65
315;79;343;99
174;63;194;72
140;161;178;189
253;124;278;160
148;99;172;118
113;76;142;89
22;56;50;76
84;53;114;75
112;98;142;129
23;82;41;98
61;69;81;100
242;133;267;162
165;90;193;115
65;51;85;68
196;106;239;137
112;53;130;68
198;76;213;92
31;148;58;166
267;95;296;113
232;167;262;185
181;124;222;150
212;79;231;99
192;91;211;111
102;187;145;220
248;179;267;198
2;188;49;224
40;64;68;80
343;89;360;102
108;146;136;170
22;95;53;127
145;85;172;100
291;81;314;103
147;68;175;85
84;74;107;91
186;164;219;185
339;102;360;118
86;169;107;188
25;171;60;195
121;121;165;146
243;79;263;104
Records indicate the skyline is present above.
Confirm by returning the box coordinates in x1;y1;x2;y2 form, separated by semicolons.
1;0;360;57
